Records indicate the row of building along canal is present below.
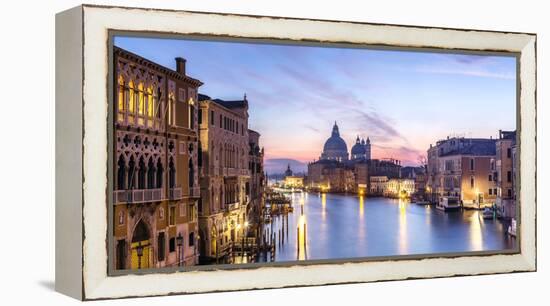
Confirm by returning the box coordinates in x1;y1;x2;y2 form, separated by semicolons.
112;46;517;269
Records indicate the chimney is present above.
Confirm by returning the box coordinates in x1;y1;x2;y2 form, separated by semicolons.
175;57;186;75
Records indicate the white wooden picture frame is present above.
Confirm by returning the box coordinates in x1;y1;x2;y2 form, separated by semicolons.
55;5;536;300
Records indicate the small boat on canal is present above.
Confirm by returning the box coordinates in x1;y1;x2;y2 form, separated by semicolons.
436;196;461;211
482;207;495;219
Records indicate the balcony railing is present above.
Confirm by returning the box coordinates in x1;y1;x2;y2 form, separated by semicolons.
169;186;182;200
114;188;164;204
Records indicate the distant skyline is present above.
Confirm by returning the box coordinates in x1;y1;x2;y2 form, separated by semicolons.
115;36;516;166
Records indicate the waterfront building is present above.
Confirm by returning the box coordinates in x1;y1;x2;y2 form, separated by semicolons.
495;130;517;218
284;176;305;188
414;172;428;198
113;47;202;269
427;136;497;208
385;178;415;198
283;164;304;188
308;122;404;195
306;159;355;192
371;159;402;176
248;129;265;232
197;94;251;263
354;162;369;195
369;176;388;196
401;166;427;198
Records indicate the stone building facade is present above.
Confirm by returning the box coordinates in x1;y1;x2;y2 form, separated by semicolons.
427;136;497;208
495;130;517;218
113;47;202;270
248;129;265;236
197;94;251;263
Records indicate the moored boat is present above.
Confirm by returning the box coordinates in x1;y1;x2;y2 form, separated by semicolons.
436;197;461;211
482;207;495;219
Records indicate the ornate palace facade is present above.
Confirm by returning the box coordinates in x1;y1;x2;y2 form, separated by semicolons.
113;47;202;270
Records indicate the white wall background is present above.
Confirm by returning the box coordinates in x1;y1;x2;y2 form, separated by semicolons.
0;0;546;305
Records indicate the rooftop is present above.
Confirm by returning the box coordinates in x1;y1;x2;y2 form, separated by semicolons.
439;139;496;157
199;93;248;110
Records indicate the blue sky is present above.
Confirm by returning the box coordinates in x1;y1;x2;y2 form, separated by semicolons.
115;36;516;166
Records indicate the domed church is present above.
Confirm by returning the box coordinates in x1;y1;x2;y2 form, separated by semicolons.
319;122;372;162
320;122;349;162
351;136;371;161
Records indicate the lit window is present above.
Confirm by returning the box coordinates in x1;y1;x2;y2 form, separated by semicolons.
118;211;125;225
168;92;175;126
137;83;145;125
128;81;135;124
117;75;125;122
147;85;154;119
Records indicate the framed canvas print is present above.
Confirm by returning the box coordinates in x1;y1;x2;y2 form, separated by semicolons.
55;5;537;300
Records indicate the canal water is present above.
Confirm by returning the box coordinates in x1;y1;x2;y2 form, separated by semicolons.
264;192;516;262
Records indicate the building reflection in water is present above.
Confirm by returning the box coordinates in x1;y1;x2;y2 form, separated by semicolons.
469;211;484;251
271;193;513;263
297;213;307;260
398;198;408;254
359;195;365;220
321;193;327;221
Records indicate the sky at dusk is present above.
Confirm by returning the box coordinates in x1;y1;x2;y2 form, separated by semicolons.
115;36;516;167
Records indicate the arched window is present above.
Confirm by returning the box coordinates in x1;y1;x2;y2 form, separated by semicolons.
138;157;146;189
188;97;195;129
118;211;125;225
147;85;154;119
188;157;194;188
117;155;126;190
211;189;215;212
128;156;136;189
168;92;175;126
198;141;202;168
168;157;175;188
147;158;155;189
117;75;125;122
128;81;135;124
156;87;162;120
156;158;163;188
132;220;150;243
137;83;145;125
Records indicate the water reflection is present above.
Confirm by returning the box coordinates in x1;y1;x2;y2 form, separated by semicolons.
469;211;484;251
321;193;327;221
398;198;408;254
268;192;515;262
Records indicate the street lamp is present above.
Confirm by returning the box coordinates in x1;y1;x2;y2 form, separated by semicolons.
136;242;144;269
176;233;183;266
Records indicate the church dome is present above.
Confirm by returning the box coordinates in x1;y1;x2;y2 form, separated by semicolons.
351;136;366;155
323;135;348;152
321;122;348;161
